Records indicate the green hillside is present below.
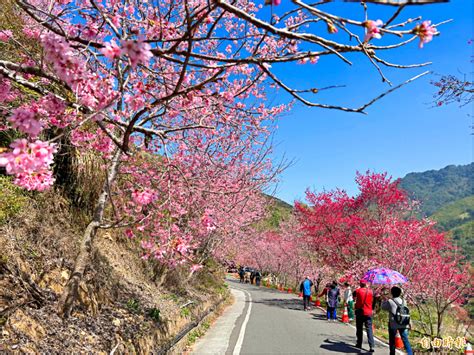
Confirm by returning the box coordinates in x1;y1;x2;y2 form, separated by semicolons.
450;221;474;260
431;196;474;230
431;196;474;260
260;194;293;230
399;163;473;216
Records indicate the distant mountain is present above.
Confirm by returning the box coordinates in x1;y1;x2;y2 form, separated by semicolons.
399;163;473;216
259;194;293;230
399;163;473;261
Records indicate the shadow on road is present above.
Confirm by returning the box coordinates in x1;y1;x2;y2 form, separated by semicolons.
311;313;328;321
251;298;305;311
320;339;362;353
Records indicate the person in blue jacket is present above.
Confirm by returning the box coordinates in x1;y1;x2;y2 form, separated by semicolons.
299;276;314;311
327;281;340;321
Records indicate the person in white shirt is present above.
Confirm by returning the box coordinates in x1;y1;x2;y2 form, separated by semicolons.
343;282;354;321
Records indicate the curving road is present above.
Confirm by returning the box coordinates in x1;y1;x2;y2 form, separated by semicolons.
191;278;392;354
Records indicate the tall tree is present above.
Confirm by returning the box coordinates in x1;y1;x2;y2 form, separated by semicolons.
0;0;447;316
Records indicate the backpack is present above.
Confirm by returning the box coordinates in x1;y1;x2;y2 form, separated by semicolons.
393;299;410;327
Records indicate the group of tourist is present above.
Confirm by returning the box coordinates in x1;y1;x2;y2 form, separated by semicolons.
300;277;413;355
238;267;262;286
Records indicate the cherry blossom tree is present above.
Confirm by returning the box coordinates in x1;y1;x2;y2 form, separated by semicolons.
295;172;471;337
0;0;449;317
432;74;473;107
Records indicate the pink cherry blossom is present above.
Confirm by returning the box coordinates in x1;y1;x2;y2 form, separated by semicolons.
22;27;40;39
8;107;43;137
125;229;135;238
175;238;190;255
0;30;13;42
201;212;217;232
0;139;57;190
14;170;55;191
0;77;14;103
414;20;437;48
364;20;383;42
120;40;153;68
100;41;122;60
131;189;156;205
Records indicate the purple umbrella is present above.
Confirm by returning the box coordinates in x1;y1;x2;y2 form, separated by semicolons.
362;268;407;285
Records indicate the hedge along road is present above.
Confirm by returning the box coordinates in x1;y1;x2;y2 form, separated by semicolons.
191;277;392;355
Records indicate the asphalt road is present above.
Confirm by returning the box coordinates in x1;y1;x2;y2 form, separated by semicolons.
191;278;391;355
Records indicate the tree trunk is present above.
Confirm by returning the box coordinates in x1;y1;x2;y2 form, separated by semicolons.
58;149;122;318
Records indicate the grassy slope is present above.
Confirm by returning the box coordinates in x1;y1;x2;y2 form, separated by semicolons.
0;176;229;353
399;163;473;217
429;196;474;261
431;196;474;230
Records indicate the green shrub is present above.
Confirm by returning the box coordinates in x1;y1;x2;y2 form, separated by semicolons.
201;321;210;330
147;307;160;322
126;298;140;313
0;176;27;224
180;307;191;317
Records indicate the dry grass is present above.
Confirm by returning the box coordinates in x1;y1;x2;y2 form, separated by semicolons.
0;183;229;353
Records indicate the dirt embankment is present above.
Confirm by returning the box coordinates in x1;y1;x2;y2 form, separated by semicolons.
0;188;229;353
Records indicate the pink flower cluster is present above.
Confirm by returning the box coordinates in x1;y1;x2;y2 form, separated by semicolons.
42;34;113;109
0;139;57;190
0;77;14;103
42;33;86;90
364;20;383;42
38;95;67;127
131;188;156;205
100;39;153;67
120;40;153;68
0;30;13;42
174;237;191;255
100;41;122;60
298;56;319;65
201;212;217;232
13;170;55;191
8;107;43;137
414;20;437;48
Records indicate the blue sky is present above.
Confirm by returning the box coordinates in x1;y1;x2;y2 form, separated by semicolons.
268;0;473;204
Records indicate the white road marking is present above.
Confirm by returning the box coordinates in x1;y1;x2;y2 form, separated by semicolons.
191;288;245;355
232;288;252;355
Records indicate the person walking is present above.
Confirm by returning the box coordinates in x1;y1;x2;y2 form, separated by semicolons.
327;281;340;321
318;283;331;319
255;270;262;286
381;286;413;355
354;280;375;352
250;270;256;285
299;276;314;311
238;267;245;283
344;282;354;321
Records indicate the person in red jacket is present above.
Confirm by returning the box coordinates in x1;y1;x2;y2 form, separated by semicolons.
353;280;375;352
